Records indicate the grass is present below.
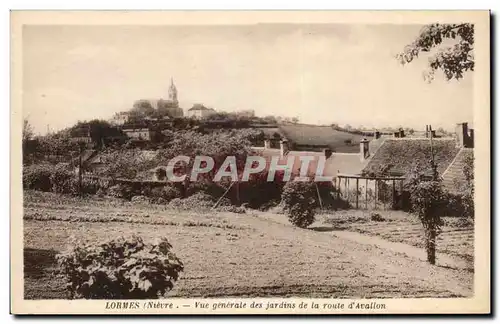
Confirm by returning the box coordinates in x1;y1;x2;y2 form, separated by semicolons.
320;209;474;263
23;191;474;299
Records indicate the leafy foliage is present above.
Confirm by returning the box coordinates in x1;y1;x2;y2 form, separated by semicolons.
397;23;474;82
407;172;446;264
281;181;317;228
56;236;184;299
458;153;474;218
23;164;54;192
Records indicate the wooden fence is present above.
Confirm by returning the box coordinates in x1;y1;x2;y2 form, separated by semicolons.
335;173;406;210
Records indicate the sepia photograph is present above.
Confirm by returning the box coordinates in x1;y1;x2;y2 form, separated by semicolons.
10;10;490;314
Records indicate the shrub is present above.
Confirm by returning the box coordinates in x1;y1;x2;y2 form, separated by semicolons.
23;164;53;192
56;236;184;299
281;181;317;228
185;181;225;199
238;170;286;209
370;212;385;222
150;185;183;203
107;183;137;200
49;164;75;194
168;192;215;210
131;195;150;204
81;178;100;195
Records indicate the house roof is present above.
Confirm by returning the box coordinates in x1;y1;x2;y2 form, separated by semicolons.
252;148;367;179
188;104;213;111
362;138;460;177
442;148;473;194
278;124;373;153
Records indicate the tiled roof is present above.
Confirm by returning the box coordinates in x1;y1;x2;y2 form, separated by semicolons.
188;104;213;111
442;148;473;194
362;138;460;177
252;148;366;179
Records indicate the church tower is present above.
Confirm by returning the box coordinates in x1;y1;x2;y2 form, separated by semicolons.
168;77;179;107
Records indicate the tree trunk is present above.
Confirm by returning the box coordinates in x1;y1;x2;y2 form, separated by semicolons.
426;228;437;265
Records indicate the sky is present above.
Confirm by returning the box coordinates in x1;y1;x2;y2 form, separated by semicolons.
22;24;473;135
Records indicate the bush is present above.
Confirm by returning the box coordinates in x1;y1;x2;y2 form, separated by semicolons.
81;178;100;195
149;185;183;203
23;164;53;192
50;164;75;194
131;195;150;204
56;236;184;299
185;181;225;199
168;192;215;210
370;212;385;222
107;183;137;200
281;181;317;228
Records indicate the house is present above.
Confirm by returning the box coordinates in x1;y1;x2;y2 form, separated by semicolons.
122;125;153;141
187;104;216;119
251;135;382;181
361;122;474;192
109;112;130;126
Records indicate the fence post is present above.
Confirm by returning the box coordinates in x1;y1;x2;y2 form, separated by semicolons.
392;179;396;209
365;178;368;210
344;177;348;201
355;178;359;209
374;180;378;210
399;179;404;209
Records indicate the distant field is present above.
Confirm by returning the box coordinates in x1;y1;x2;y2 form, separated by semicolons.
23;191;473;299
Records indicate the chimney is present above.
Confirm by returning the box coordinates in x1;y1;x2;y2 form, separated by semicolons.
455;122;469;147
280;140;289;157
360;138;369;161
375;131;381;139
399;129;405;138
468;128;474;148
264;139;271;149
425;125;429;138
323;148;332;159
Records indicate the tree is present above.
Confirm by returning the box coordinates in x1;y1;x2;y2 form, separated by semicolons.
131;100;155;117
397;23;474;82
23;119;34;143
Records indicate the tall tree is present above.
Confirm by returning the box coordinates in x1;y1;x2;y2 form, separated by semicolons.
397;23;474;82
23;119;34;143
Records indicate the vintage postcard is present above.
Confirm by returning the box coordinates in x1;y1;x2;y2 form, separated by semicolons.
10;10;490;315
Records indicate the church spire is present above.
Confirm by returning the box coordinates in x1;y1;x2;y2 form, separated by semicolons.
168;77;178;107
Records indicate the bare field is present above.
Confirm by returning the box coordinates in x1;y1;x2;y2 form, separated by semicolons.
23;191;473;299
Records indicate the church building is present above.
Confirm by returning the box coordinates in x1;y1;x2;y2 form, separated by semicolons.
150;78;184;118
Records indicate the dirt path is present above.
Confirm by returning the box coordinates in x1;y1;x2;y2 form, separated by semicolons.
254;211;473;296
256;212;472;271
